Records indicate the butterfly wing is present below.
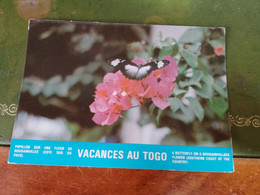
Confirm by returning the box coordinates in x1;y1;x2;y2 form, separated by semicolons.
107;58;170;80
108;58;140;79
146;60;170;71
133;60;170;80
124;64;141;79
108;59;127;67
134;65;152;80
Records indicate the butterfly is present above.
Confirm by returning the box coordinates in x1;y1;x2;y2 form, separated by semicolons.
107;59;170;80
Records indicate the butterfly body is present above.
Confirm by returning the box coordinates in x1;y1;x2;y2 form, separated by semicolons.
108;59;170;80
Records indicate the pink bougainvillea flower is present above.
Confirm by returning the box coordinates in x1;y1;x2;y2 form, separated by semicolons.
214;45;224;56
89;72;132;126
183;44;188;49
90;56;178;125
138;56;178;109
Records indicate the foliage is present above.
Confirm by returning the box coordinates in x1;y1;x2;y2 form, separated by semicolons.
20;23;229;145
135;27;229;126
146;27;229;145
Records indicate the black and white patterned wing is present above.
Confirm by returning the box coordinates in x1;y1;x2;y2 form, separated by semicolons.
108;59;128;67
107;59;170;80
147;60;170;71
125;63;151;80
132;60;170;80
108;59;140;80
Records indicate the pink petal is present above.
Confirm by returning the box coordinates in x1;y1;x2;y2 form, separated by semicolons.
120;95;132;110
89;102;97;113
103;112;121;126
152;96;170;110
157;81;174;98
103;72;119;83
96;82;108;91
92;112;109;125
92;111;121;126
132;58;146;66
161;56;178;82
96;100;110;112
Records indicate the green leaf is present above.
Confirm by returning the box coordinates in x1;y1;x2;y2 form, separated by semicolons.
150;44;156;52
39;28;56;39
161;133;186;145
156;109;162;124
74;126;108;142
159;46;173;59
198;58;210;72
56;83;69;97
85;62;102;73
181;50;198;68
213;81;227;97
202;74;214;85
172;106;195;124
65;75;80;87
195;74;214;99
179;80;201;88
168;97;183;112
192;70;204;81
208;97;228;119
171;44;179;57
195;83;214;99
42;76;63;98
178;64;188;74
179;28;204;44
134;51;150;62
186;97;204;121
160;37;177;46
66;121;80;136
179;70;203;88
81;74;93;85
204;106;215;119
207;37;225;53
149;104;156;116
172;85;187;96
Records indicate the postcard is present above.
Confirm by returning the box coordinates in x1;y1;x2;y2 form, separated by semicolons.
8;20;233;172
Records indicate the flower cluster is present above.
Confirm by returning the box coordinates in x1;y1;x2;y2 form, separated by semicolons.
214;45;224;56
89;56;178;126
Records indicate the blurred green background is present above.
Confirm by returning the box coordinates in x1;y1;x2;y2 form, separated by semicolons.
0;0;259;157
